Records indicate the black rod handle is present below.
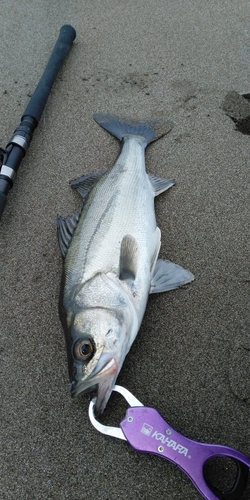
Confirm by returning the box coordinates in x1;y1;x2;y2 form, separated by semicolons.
23;24;76;124
0;25;76;221
0;191;7;218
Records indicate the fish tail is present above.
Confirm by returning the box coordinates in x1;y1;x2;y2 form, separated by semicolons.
93;112;173;144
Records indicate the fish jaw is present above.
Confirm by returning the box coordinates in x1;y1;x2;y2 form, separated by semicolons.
67;306;133;412
71;355;119;414
70;355;118;397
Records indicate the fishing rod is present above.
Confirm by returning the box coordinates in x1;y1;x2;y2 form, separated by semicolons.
0;24;76;221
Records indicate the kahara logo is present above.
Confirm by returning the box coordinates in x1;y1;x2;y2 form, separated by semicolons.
141;423;153;436
140;423;188;457
152;431;188;456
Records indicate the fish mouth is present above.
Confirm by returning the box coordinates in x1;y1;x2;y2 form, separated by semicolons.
70;357;119;412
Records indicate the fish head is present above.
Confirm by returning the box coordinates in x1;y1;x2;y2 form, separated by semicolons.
68;307;129;414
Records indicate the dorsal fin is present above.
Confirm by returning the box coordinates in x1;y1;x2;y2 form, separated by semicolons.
70;170;106;199
119;235;138;281
57;205;83;258
57;171;105;258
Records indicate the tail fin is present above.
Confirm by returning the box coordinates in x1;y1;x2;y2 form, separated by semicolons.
93;112;173;143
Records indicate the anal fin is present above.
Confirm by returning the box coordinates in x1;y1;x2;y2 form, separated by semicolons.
148;174;175;196
150;259;194;293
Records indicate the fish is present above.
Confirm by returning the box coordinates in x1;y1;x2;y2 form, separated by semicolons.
57;113;194;414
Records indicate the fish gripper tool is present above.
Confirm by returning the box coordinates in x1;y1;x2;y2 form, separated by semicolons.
89;385;250;500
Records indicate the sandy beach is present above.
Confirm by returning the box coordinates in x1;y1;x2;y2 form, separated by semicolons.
0;1;249;498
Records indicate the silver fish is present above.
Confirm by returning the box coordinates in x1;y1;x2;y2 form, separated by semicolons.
57;113;194;413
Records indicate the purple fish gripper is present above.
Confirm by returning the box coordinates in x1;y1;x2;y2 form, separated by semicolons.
88;385;250;500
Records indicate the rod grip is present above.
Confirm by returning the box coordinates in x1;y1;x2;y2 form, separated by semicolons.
0;191;7;220
22;25;76;124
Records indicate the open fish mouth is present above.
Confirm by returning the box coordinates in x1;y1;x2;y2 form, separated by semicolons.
70;357;119;405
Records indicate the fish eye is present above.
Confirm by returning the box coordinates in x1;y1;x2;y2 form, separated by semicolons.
73;338;94;361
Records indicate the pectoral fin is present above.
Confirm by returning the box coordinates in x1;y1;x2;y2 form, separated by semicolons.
119;235;138;281
150;259;194;293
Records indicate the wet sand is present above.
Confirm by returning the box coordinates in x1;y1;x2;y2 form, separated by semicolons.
0;1;249;498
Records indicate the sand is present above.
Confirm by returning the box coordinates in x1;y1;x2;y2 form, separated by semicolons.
0;1;249;499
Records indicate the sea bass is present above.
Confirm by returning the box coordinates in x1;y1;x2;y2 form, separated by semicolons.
57;113;194;413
